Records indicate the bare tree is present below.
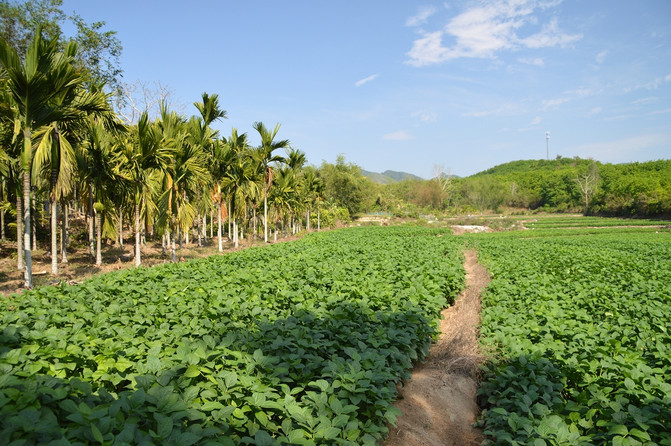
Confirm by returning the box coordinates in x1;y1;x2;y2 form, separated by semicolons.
575;162;600;212
115;80;184;124
432;164;453;209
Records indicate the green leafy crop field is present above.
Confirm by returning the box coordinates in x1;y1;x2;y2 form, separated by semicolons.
0;226;464;445
2;219;670;445
471;229;671;445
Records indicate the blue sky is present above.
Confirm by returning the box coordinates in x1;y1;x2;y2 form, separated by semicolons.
60;1;670;178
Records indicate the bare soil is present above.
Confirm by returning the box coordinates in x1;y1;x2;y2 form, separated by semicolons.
383;249;490;446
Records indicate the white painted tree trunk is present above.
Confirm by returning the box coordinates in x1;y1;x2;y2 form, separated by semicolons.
16;194;23;271
217;203;223;252
134;203;141;267
61;202;68;264
51;200;58;275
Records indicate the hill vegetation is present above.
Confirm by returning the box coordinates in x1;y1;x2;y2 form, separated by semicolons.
364;157;671;219
361;170;424;184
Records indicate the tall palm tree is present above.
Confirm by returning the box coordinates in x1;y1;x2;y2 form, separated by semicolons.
220;128;254;249
252;121;288;243
32;84;110;274
124;111;174;267
192;92;226;247
156;108;210;262
0;29;93;288
77;116;129;266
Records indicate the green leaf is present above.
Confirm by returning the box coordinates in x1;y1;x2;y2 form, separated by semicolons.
609;424;629;436
184;364;200;378
91;424;104;443
254;430;274;446
154;412;173;438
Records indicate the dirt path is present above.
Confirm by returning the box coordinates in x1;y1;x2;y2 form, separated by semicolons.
383;249;490;446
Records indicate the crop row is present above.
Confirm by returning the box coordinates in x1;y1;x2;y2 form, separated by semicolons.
0;226;464;445
472;231;671;445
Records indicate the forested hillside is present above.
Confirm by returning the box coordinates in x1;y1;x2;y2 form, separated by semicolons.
368;158;671;218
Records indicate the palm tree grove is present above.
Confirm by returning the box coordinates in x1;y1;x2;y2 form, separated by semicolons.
0;9;336;291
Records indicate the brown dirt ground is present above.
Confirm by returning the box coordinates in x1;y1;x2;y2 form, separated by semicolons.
383;249;490;446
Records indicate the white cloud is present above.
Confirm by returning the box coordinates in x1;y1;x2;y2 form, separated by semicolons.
354;74;379;87
406;6;437;27
464;102;524;117
406;0;582;66
588;107;602;116
383;130;414;141
631;97;658;105
411;110;438;122
624;74;671;92
542;97;571;109
520;18;581;48
595;50;608;64
565;88;593;97
518;57;544;66
530;116;542;125
648;108;671;116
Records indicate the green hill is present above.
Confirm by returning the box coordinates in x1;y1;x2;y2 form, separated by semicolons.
362;169;424;184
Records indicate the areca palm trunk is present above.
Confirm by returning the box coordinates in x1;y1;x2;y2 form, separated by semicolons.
171;229;177;263
31;190;36;250
95;210;102;266
88;182;94;259
134;201;141;267
264;187;268;243
51;199;58;274
61;201;68;264
22;169;32;288
17;191;23;270
118;213;123;249
217;202;223;252
50;167;59;275
227;199;231;240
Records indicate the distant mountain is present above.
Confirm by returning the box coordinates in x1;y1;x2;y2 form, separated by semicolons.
362;170;424;184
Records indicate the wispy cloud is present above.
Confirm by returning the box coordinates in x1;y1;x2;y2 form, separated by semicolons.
406;0;581;66
411;110;438;122
624;74;671;92
631;97;658;105
588;107;602;116
541;97;571;109
464;103;524;117
383;130;414;141
595;50;607;64
355;74;379;87
518;57;544;66
406;6;437;27
530;116;542;125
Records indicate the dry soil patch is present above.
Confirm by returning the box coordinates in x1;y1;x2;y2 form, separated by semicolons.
383;249;490;446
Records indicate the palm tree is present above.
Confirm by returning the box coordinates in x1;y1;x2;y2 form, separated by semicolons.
124;111;174;267
0;29;94;288
252;121;288;243
220;128;254;249
156;108;210;262
32;84;111;274
192;92;226;247
77;116;129;266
